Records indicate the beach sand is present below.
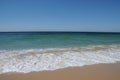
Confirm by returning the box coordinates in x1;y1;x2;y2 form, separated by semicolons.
0;62;120;80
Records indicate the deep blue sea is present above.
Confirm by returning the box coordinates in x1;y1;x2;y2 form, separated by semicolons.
0;32;120;74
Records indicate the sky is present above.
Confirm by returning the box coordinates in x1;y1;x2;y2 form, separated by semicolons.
0;0;120;32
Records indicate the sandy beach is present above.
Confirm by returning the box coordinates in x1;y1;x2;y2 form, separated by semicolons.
1;0;120;79
0;62;120;80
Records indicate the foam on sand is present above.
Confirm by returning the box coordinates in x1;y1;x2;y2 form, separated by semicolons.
0;45;120;74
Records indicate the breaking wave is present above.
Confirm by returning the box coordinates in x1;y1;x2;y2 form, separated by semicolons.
0;44;120;74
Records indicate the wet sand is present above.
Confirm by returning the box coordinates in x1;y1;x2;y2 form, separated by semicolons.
0;63;120;80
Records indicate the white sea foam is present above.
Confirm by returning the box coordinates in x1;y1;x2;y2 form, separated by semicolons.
0;45;120;74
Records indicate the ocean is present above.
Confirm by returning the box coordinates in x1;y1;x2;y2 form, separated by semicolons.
0;32;120;74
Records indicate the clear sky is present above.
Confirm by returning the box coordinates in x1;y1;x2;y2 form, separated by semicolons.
0;0;120;32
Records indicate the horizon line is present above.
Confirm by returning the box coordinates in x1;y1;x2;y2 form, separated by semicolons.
0;31;120;33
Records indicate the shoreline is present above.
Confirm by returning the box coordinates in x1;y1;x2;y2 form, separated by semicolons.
0;62;120;80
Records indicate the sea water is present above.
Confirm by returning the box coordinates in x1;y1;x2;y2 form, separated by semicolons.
0;32;120;74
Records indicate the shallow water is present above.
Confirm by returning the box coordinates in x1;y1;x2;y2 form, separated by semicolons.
0;32;120;74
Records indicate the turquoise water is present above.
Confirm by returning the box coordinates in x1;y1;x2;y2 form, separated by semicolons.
0;32;120;50
0;32;120;74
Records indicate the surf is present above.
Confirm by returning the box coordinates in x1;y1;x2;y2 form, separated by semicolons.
0;44;120;74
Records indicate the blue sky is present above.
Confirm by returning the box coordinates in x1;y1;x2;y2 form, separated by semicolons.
0;0;120;32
